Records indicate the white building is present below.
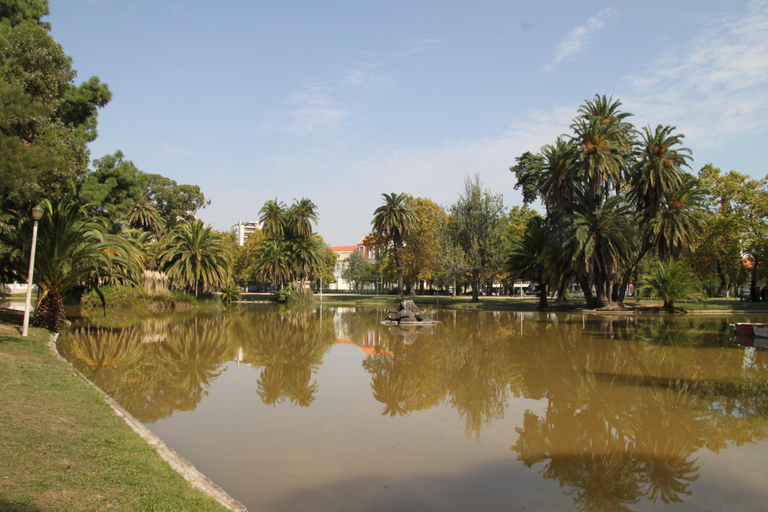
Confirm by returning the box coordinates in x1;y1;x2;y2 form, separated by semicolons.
231;220;263;246
329;239;377;290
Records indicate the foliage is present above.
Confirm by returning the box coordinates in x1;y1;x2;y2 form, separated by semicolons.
447;174;506;302
253;197;326;291
273;287;290;302
220;284;241;303
143;173;209;221
342;249;374;290
371;192;419;295
402;197;447;292
510;94;707;308
16;198;139;330
0;14;111;212
78;150;147;218
640;260;706;311
156;219;232;296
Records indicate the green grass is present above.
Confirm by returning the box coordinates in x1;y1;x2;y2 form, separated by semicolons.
0;309;230;512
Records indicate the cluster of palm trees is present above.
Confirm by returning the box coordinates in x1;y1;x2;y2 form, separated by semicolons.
3;196;232;331
251;198;326;293
508;95;707;309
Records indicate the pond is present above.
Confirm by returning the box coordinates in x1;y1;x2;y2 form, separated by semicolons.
57;305;768;512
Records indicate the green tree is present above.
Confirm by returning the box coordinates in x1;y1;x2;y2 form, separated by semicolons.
252;239;291;289
78;150;147;218
448;174;505;302
8;198;137;331
402;197;446;293
507;219;551;308
156;220;231;296
371;192;419;296
639;260;705;312
143;173;209;222
259;199;287;240
342;249;374;290
0;12;111;210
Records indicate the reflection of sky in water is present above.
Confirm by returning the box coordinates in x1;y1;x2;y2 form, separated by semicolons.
59;307;768;512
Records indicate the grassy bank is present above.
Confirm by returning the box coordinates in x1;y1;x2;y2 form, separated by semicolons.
242;292;768;313
0;309;230;512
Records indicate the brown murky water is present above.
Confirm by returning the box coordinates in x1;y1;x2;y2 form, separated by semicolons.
58;305;768;512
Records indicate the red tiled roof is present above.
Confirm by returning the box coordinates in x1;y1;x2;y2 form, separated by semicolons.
330;246;356;253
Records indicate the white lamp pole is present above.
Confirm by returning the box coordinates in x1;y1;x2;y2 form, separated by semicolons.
22;205;44;337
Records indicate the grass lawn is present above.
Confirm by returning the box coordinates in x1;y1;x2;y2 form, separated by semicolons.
0;309;231;512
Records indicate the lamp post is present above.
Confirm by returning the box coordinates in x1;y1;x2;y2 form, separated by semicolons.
22;205;44;337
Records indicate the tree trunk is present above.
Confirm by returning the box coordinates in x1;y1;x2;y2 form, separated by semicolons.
394;231;404;296
33;291;66;332
538;281;548;309
471;269;480;302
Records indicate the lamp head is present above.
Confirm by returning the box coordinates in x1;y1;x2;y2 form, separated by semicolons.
31;205;44;220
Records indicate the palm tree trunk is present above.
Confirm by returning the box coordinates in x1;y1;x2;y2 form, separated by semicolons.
394;231;404;296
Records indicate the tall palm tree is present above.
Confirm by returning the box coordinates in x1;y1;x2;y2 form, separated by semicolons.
156;220;231;296
630;125;691;217
539;138;578;216
372;192;419;295
258;199;287;240
15;199;138;331
571;95;634;197
287;198;318;238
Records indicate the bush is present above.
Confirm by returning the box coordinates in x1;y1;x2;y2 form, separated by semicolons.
273;288;290;302
80;284;143;311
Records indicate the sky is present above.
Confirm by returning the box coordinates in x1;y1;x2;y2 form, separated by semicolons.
48;0;768;246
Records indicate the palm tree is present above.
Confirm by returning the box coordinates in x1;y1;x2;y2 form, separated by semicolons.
258;199;286;240
289;233;325;286
507;220;551;308
126;198;165;234
156;220;231;296
640;260;705;312
630;125;691;217
252;238;292;288
571;95;634;197
372;193;419;295
17;199;138;331
564;193;639;307
287;198;318;238
539;138;578;216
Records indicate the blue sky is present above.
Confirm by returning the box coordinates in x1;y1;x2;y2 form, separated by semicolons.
49;0;768;245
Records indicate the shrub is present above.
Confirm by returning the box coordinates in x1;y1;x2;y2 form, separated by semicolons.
80;284;143;311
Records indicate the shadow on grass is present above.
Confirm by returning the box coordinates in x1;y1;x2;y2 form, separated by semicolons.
0;499;43;512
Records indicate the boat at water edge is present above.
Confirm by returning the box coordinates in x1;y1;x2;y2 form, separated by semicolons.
732;323;768;338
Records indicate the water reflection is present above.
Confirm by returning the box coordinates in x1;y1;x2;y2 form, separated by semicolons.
58;307;768;511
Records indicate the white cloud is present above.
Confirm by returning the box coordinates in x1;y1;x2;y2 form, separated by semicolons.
402;38;444;55
544;9;614;71
623;0;768;146
268;63;392;136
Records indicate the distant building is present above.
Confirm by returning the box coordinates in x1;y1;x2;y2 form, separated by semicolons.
231;220;262;246
329;239;376;290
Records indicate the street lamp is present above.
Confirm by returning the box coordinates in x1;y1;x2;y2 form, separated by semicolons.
22;204;44;337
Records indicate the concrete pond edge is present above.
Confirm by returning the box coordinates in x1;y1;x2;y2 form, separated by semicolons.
48;333;248;512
